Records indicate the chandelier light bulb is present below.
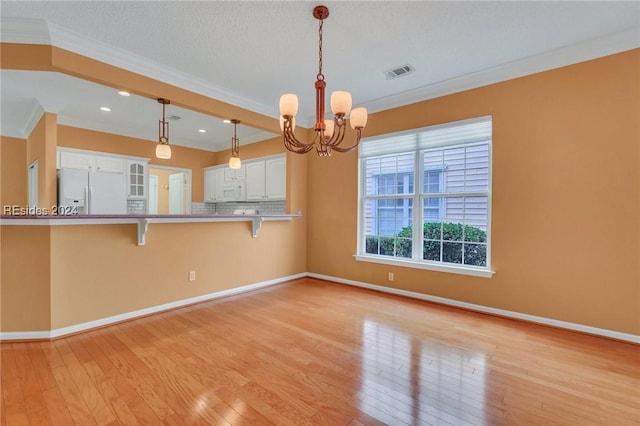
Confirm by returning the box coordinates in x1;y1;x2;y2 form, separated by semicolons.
279;94;299;117
330;91;352;116
350;107;368;129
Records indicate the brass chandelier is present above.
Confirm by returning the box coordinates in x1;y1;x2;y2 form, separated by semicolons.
279;5;368;156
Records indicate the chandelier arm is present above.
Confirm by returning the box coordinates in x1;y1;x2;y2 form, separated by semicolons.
283;119;315;154
320;116;347;147
326;128;363;153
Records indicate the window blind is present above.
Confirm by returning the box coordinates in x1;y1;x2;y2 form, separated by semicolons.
360;115;492;158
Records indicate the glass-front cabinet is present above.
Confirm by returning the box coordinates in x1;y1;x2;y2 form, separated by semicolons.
128;161;147;198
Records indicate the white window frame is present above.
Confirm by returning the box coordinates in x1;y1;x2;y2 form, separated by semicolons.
355;116;495;278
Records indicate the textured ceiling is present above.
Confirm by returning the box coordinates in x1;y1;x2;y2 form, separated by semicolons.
1;1;639;151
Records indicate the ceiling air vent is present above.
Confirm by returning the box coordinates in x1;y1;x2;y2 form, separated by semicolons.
385;64;415;80
168;115;182;121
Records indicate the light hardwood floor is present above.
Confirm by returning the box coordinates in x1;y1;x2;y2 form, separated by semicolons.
1;278;638;425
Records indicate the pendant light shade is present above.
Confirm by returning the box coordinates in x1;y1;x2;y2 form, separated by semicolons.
229;156;242;169
155;143;172;159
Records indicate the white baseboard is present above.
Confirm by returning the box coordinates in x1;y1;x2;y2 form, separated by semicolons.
3;271;637;344
307;273;640;345
0;273;306;341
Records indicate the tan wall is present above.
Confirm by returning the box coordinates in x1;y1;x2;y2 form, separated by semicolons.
0;136;27;208
26;113;57;209
1;131;308;332
0;226;51;331
1;43;282;135
45;219;306;329
58;125;216;202
307;49;640;335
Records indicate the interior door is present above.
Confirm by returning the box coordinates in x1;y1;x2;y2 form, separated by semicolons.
148;175;159;214
169;173;184;214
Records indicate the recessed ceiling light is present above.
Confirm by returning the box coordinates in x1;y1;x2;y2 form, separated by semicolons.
198;129;207;133
223;119;231;124
100;106;111;112
117;90;131;96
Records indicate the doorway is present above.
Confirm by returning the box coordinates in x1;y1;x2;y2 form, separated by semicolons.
148;166;191;214
148;175;159;214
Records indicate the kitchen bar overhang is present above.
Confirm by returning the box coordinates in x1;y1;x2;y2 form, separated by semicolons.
0;212;302;244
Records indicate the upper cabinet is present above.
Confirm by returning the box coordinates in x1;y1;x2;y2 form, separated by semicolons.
265;156;286;200
246;155;286;201
205;154;286;203
204;167;226;202
60;150;125;173
58;148;149;199
224;165;246;182
127;160;147;199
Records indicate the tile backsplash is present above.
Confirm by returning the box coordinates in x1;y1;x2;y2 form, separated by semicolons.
126;200;286;215
127;199;146;215
210;200;286;214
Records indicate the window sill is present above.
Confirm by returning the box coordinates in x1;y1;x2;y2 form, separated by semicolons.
354;254;495;278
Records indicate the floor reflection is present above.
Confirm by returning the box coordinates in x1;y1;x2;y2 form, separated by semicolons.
360;319;487;425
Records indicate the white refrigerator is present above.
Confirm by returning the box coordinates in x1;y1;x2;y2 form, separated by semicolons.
58;168;127;214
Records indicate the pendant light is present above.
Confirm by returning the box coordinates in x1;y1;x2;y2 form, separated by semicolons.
228;119;241;169
155;98;172;159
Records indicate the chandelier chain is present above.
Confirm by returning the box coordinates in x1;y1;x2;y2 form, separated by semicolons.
317;19;324;81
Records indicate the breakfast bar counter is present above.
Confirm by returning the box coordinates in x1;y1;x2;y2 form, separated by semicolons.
0;212;302;244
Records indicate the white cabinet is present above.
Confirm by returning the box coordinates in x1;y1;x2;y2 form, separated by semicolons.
245;155;286;201
60;151;125;173
204;167;226;202
224;165;245;182
245;161;266;201
96;156;125;173
59;151;95;170
265;156;286;200
58;149;149;205
127;160;147;198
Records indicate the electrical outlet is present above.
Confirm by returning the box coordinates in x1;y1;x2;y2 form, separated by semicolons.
188;271;196;281
388;272;394;281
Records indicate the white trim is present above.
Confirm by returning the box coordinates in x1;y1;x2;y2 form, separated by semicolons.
355;254;494;278
0;273;306;341
308;273;640;344
364;28;640;114
2;272;637;344
0;331;51;341
57;146;150;164
23;100;46;138
2;19;638;122
0;17;50;44
44;21;273;119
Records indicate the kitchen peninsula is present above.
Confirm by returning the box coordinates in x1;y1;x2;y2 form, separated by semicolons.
0;212;302;243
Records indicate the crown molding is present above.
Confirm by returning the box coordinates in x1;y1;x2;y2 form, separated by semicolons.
0;17;50;44
365;27;640;114
0;99;44;139
3;17;638;121
22;99;45;137
43;21;274;118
